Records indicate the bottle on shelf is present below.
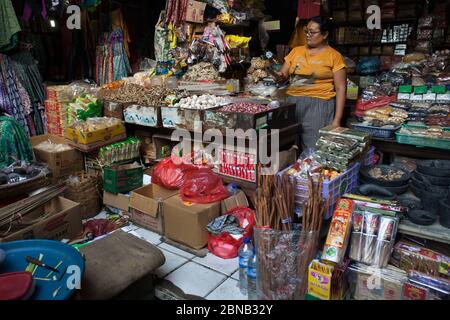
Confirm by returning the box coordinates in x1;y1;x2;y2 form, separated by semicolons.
238;237;254;295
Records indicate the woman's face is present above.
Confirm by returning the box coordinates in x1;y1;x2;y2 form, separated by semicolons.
305;21;328;48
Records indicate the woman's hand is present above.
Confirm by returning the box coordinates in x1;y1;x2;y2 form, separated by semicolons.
331;118;341;128
274;63;290;83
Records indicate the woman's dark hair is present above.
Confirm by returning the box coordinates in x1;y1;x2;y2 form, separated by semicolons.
308;16;334;35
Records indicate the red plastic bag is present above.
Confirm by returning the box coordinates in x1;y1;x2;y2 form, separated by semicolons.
356;95;397;112
208;233;242;259
152;157;196;190
180;168;230;204
227;206;256;239
208;207;256;259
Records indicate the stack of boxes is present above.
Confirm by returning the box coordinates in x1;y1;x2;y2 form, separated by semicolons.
45;85;69;137
219;149;257;182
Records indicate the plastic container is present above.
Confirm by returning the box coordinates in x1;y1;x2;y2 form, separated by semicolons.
238;238;254;295
253;226;320;300
281;162;361;219
247;249;258;300
351;123;401;139
396;126;450;150
362;146;376;167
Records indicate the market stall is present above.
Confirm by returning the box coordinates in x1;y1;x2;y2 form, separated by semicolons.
0;0;449;302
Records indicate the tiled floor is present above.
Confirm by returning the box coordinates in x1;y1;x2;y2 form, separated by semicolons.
93;211;246;300
135;174;241;298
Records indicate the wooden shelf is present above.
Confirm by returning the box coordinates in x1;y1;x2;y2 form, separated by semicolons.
398;219;450;245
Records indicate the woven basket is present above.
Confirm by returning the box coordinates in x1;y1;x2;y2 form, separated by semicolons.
64;172;101;219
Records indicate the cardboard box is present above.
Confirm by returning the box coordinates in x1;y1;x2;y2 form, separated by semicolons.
31;135;84;180
103;191;130;212
0;196;82;242
221;190;249;214
65;122;126;152
129;184;179;233
164;195;221;249
130;208;163;234
103;163;143;194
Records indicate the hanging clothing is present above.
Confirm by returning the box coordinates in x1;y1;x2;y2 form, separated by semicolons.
0;55;29;136
0;52;46;137
10;51;46;135
0;116;34;169
95;29;131;85
0;0;21;52
110;9;131;58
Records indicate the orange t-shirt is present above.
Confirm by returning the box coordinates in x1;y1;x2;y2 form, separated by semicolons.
284;46;346;100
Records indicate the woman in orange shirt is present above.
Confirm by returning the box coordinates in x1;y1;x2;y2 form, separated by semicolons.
277;16;347;151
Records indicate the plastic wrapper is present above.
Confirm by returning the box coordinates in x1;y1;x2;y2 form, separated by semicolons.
348;263;408;300
248;83;278;97
391;241;450;278
68;117;122;133
254;226;320;300
357;57;380;75
65;80;98;101
98;137;141;165
390;102;411;110
349;208;399;268
152;157;197;190
180;168;230;204
207;207;256;259
34;140;72;152
406;271;450;300
67;94;102;124
316;136;358;153
322;199;354;265
225;35;251;48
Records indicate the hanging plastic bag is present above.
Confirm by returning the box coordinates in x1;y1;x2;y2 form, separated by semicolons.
152;157;196;190
180;168;230;204
208;207;256;259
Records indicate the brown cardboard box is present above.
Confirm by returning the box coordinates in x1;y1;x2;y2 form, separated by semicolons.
130;208;163;234
0;196;82;242
103;191;130;212
164;195;221;249
31;134;84;180
129;184;179;233
221;190;249;214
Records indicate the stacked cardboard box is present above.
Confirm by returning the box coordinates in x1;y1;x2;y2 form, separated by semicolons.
45;85;70;137
31;134;84;181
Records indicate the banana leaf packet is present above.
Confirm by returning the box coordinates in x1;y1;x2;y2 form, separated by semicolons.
319;125;371;142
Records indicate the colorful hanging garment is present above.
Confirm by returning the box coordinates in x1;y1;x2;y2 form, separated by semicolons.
95;29;131;85
0;116;34;169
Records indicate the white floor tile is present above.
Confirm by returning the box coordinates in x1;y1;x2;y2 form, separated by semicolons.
206;278;248;300
193;253;239;276
231;270;239;281
165;262;227;298
130;228;162;245
120;222;140;233
155;249;188;278
158;242;195;260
